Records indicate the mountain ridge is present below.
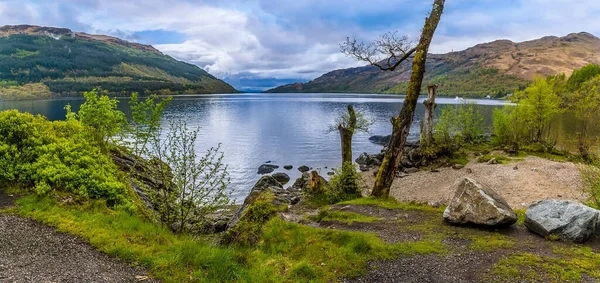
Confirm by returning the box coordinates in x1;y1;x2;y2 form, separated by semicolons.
266;32;600;97
0;25;236;100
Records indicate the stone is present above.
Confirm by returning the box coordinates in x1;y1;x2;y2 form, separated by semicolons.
327;172;335;176
272;172;291;185
443;178;517;226
452;164;465;170
401;157;414;167
404;167;419;174
228;176;292;228
290;173;310;191
258;164;279;174
487;158;498;165
283;165;293;170
359;164;370;172
298;165;310;173
355;152;382;166
524;200;600;243
368;135;391;146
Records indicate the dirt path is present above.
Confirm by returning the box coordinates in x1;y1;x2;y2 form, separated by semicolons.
363;155;587;209
0;190;156;283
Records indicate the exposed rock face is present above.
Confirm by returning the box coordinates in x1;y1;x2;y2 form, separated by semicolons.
228;176;292;229
525;200;600;243
109;147;168;210
443;178;517;226
272;172;291;185
257;164;279;174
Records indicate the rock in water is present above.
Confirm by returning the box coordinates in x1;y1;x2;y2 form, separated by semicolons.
524;200;600;243
272;172;291;185
443;178;517;226
298;165;310;173
283;165;293;170
258;164;279;174
369;135;392;146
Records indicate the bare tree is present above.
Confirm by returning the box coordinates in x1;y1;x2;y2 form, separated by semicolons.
341;31;416;71
342;0;445;197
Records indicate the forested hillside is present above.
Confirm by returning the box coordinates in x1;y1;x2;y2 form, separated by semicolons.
0;25;236;100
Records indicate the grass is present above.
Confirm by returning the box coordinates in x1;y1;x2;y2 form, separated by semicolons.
337;197;446;213
470;234;515;251
10;195;447;282
312;210;380;224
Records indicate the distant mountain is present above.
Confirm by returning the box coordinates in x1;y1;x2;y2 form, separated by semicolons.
266;32;600;97
0;25;236;100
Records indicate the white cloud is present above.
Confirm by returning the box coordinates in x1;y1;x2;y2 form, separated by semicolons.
1;0;600;90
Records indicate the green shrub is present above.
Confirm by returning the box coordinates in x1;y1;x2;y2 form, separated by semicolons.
579;162;600;208
0;110;132;207
308;162;365;205
434;102;484;154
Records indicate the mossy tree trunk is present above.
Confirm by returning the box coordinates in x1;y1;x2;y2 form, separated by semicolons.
421;84;438;148
371;0;445;198
339;105;357;164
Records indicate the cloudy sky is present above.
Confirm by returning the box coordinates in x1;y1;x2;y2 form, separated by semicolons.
1;0;599;91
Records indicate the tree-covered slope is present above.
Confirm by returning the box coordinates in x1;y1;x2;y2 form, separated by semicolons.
0;25;236;100
267;32;600;98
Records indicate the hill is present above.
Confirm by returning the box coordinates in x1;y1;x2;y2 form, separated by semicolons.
0;25;236;100
266;32;600;97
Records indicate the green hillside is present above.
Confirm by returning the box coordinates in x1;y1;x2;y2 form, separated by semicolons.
0;25;236;100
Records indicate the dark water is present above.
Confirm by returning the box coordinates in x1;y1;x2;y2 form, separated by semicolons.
0;93;508;202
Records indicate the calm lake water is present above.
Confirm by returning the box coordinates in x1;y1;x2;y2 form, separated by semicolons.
0;93;510;202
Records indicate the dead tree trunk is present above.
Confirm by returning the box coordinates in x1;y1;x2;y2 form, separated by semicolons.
421;85;438;148
338;105;357;164
371;0;445;198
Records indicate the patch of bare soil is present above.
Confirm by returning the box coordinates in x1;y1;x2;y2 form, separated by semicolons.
362;156;587;209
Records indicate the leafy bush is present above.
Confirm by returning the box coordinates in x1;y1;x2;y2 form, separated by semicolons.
0;110;132;207
434;102;484;153
71;89;127;145
579;162;600;209
309;162;364;205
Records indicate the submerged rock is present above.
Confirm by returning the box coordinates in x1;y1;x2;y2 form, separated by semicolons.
283;165;293;170
525;200;599;243
258;164;279;174
298;165;310;173
443;178;517;226
272;172;291;185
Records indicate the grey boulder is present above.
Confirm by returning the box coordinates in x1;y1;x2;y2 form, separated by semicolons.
525;200;600;243
258;164;279;174
443;178;517;226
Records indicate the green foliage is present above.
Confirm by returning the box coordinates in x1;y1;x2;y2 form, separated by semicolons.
433;102;485;153
493;77;563;152
565;63;600;92
223;192;281;246
308;162;364;205
124;92;172;157
0;110;132;207
312;210;380;224
0;34;235;99
569;75;600;159
579;162;600;208
75;89;127;145
147;119;231;233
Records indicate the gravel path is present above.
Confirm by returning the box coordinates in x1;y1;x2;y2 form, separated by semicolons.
0;190;156;283
363;155;587;209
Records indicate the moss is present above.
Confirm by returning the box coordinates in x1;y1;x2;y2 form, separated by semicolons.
490;251;600;282
311;210;380;224
338;197;446;213
514;209;526;226
477;154;511;164
223;192;284;246
470;234;515;251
